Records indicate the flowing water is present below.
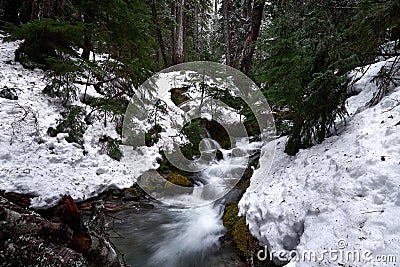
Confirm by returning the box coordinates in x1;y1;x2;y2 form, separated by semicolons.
109;139;261;267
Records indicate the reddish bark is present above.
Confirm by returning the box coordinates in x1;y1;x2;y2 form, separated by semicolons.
239;0;265;74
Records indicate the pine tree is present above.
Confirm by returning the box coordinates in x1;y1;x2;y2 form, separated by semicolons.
257;0;358;155
255;0;400;155
5;19;87;68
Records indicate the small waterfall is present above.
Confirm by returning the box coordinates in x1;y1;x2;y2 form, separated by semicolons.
111;138;261;267
148;206;225;267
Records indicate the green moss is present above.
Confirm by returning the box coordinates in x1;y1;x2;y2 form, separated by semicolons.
223;202;240;233
170;87;190;106
223;202;256;257
125;188;137;195
47;105;87;146
99;135;122;161
223;202;255;257
222;156;276;266
166;173;192;187
222;204;277;266
158;164;170;174
233;217;253;257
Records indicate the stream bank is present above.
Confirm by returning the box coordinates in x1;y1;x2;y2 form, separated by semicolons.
0;141;275;267
0;159;276;267
0;143;277;267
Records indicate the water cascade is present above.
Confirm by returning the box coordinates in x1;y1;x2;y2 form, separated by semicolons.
111;139;262;267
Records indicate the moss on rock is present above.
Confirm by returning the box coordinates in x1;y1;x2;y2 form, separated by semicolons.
169;87;190;106
233;217;252;257
166;173;192;187
223;202;276;266
223;202;240;233
223;202;256;257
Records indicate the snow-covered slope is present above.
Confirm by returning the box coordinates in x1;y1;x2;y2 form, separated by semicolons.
239;58;400;266
0;35;159;208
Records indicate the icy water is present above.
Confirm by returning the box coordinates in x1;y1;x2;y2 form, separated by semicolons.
109;204;246;267
110;139;261;267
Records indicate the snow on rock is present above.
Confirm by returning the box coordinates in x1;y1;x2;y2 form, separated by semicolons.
128;69;244;153
0;34;159;208
239;58;400;266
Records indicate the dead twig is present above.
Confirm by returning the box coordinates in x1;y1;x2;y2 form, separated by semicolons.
10;103;40;145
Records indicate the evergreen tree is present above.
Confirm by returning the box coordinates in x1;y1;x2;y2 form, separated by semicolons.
256;0;400;155
257;0;358;155
5;18;87;68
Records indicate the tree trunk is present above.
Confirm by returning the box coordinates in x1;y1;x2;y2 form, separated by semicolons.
170;1;176;64
184;1;189;61
285;116;304;156
391;23;400;41
193;1;200;57
223;0;234;66
31;0;56;19
151;0;169;68
244;0;252;19
81;34;92;60
239;0;265;74
173;0;185;64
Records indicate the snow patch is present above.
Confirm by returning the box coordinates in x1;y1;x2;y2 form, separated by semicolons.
0;34;159;208
239;57;400;266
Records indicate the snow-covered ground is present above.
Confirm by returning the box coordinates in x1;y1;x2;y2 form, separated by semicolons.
0;34;159;208
239;58;400;266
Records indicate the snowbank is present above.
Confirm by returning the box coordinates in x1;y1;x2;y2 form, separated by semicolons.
0;35;159;208
239;58;400;266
